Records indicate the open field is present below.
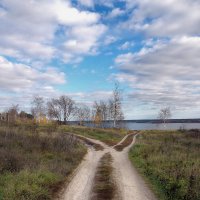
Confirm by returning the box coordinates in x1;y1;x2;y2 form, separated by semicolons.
58;125;128;146
129;130;200;200
3;123;197;200
0;125;86;200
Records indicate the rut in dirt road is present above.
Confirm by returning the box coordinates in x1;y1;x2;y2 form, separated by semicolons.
60;133;157;200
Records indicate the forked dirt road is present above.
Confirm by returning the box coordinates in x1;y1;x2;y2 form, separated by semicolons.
60;134;157;200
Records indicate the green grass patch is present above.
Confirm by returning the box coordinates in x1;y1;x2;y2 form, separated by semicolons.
58;125;128;146
0;170;60;200
129;130;200;200
0;125;87;200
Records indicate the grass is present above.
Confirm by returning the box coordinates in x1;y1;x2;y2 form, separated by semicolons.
0;170;60;200
74;134;104;151
0;125;87;200
58;125;128;146
114;132;136;151
91;153;116;200
129;130;200;200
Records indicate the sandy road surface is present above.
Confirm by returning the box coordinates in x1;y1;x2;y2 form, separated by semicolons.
61;148;105;200
60;135;109;200
111;135;157;200
60;133;157;200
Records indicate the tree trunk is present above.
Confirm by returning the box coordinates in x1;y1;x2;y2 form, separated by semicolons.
113;119;116;128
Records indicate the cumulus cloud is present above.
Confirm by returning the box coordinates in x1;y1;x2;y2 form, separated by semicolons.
0;0;106;63
63;24;107;55
65;90;113;106
104;35;117;45
114;36;200;109
95;0;114;8
0;56;66;92
0;54;113;112
118;41;134;50
78;0;94;7
110;0;200;117
107;8;125;18
124;0;200;37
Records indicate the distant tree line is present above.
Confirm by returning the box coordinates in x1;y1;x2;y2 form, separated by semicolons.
0;104;34;125
92;83;124;127
0;84;124;128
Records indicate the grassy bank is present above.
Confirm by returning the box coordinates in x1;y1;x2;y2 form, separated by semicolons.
0;125;86;200
59;125;128;146
129;130;200;200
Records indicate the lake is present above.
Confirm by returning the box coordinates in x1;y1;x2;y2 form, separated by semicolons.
120;122;200;130
69;121;200;130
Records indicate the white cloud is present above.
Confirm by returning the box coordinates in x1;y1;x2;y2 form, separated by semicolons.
68;90;113;104
78;0;94;7
104;35;117;45
64;24;107;55
110;0;200;117
108;8;125;18
114;36;200;109
124;0;200;37
119;41;134;50
0;0;106;63
0;56;66;92
54;0;98;25
95;0;114;8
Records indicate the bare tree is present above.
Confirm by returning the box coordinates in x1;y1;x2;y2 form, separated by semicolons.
99;101;108;121
58;95;76;123
76;104;91;125
92;100;109;127
158;107;171;126
91;84;124;128
47;95;76;124
31;95;46;122
92;101;103;127
7;104;19;124
109;83;124;128
47;98;61;122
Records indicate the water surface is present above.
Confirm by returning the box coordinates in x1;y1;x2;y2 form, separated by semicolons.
70;121;200;130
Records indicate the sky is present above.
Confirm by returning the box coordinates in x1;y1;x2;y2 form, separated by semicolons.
0;0;200;119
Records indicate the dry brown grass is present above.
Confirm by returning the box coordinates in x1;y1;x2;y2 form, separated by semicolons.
91;153;116;200
58;125;128;146
74;134;104;151
114;133;136;151
0;125;86;200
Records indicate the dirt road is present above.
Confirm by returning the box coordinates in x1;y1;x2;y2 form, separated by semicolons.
111;136;157;200
60;134;157;200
